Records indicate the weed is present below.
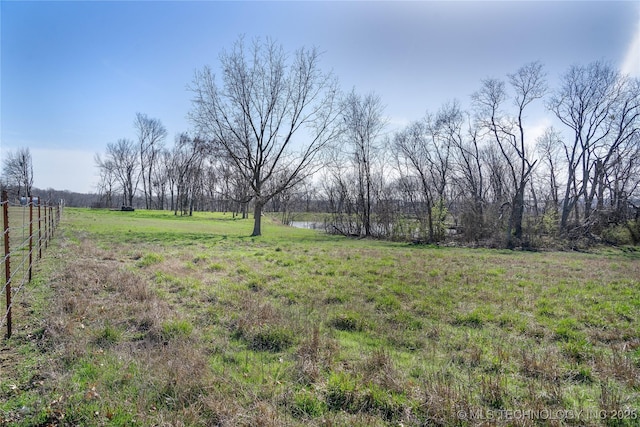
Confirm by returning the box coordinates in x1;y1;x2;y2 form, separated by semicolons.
520;348;561;381
294;327;338;384
554;317;583;342
136;252;164;268
291;389;326;418
452;309;485;328
161;319;194;340
359;349;403;393
249;325;295;352
207;262;225;272
326;371;358;411
93;322;121;347
480;374;507;409
328;311;366;332
192;253;208;264
561;337;593;363
374;294;401;312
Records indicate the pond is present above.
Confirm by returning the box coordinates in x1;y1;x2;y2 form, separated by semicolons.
289;221;324;230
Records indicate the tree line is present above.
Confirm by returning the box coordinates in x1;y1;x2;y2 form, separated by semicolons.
93;37;639;247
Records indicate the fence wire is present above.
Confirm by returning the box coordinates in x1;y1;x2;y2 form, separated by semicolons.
1;193;62;338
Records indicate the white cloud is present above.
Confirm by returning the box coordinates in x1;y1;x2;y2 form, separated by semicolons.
526;117;553;144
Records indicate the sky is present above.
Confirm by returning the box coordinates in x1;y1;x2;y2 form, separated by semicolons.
1;0;639;194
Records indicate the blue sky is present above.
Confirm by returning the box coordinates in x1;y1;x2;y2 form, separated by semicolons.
2;1;639;193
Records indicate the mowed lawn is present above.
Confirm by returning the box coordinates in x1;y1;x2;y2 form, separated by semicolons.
1;208;639;426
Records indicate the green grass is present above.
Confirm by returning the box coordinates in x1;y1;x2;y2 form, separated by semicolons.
1;207;639;426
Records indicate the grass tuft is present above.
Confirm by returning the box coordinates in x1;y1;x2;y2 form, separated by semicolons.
136;252;164;267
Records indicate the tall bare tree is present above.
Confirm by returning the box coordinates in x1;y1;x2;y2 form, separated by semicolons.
535;127;564;215
394;103;456;242
341;90;386;237
169;133;207;216
450;113;486;240
151;148;172;210
94;153;117;207
2;147;34;198
590;76;640;219
99;139;139;207
134;113;167;210
473;61;546;247
189;37;342;236
548;61;623;231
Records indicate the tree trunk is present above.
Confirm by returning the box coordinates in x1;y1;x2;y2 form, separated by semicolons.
559;169;576;232
426;203;434;242
252;202;263;236
512;184;526;241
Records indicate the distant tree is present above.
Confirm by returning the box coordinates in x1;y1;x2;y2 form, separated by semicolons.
450;112;486;241
589;75;640;223
547;61;627;232
134;113;167;210
473;61;546;247
151;148;172;210
189;37;342;236
208;157;251;217
393;103;455;242
94;153;117;207
169;133;207;216
341;90;387;237
535;127;564;215
98;139;139;207
2;147;34;198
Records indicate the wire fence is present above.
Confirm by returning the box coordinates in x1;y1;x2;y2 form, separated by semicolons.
1;190;62;339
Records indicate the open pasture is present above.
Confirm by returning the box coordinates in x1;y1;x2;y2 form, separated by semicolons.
1;208;639;426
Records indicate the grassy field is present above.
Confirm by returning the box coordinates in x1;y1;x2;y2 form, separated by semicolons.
1;208;639;426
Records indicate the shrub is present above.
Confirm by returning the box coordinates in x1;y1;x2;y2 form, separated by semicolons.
626;219;640;245
601;224;632;245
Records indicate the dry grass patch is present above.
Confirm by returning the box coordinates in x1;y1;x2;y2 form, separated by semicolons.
294;326;339;385
28;237;220;424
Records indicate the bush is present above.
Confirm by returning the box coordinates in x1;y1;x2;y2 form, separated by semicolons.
625;219;640;245
601;224;633;245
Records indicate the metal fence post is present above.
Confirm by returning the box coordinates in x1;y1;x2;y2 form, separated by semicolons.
28;197;33;283
49;205;53;240
44;203;48;249
38;201;42;260
3;191;11;338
